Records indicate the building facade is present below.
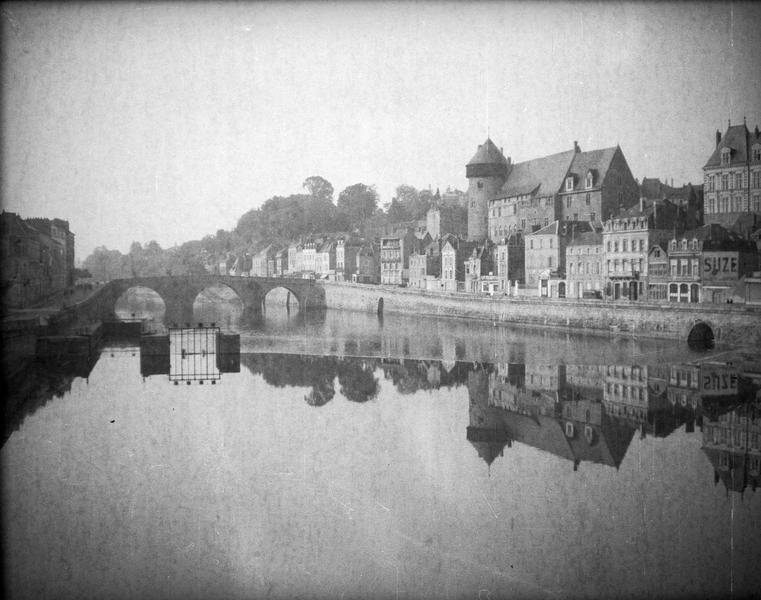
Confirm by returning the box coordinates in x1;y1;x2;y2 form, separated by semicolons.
703;121;761;235
565;231;604;298
524;220;593;295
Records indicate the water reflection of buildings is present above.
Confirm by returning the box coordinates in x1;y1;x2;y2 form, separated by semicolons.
467;365;635;470
699;367;760;494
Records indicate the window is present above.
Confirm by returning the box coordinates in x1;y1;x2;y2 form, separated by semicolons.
753;146;761;161
477;181;483;190
566;177;574;191
753;194;761;212
753;172;761;189
614;241;619;252
586;172;593;188
721;149;731;165
618;191;623;204
585;193;591;205
548;256;553;267
530;239;534;249
566;197;572;208
735;173;743;189
722;174;729;190
607;241;611;252
623;239;628;252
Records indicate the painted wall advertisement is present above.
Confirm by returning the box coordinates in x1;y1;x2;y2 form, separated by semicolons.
702;251;738;282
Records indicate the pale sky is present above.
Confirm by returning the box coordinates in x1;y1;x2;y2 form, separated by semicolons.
2;1;760;260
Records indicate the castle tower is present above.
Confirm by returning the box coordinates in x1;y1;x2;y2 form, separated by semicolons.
466;138;510;241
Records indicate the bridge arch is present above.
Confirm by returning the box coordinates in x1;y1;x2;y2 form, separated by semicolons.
687;320;715;350
192;282;245;327
263;285;302;311
114;285;167;323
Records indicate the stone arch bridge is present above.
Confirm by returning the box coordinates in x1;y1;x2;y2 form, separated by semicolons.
54;275;326;330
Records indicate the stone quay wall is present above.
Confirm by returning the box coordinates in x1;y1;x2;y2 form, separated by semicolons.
319;281;761;348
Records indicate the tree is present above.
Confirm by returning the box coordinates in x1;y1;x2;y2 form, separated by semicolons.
337;183;379;230
303;176;334;205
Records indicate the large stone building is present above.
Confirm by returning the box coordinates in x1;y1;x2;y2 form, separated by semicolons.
1;211;75;308
703;120;761;235
467;138;639;243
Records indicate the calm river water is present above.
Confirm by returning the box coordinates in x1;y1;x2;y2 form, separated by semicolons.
3;301;760;599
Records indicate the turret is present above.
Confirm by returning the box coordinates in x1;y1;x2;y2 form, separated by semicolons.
466;138;510;241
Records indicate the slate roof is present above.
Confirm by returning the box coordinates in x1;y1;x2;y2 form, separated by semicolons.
467;138;508;166
704;123;761;168
528;220;594;237
565;146;619;190
567;231;602;247
498;149;576;198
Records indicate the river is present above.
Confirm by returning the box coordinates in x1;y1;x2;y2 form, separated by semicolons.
2;299;760;599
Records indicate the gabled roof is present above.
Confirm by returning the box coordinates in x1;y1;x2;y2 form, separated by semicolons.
467;138;508;166
704;123;761;168
565;146;619;190
498;149;576;198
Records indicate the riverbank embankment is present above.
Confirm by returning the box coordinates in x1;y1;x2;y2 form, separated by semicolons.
318;281;761;348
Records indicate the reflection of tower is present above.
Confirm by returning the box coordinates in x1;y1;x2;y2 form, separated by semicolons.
466;138;509;241
467;366;509;466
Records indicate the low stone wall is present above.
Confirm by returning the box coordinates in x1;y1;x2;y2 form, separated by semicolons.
319;281;761;348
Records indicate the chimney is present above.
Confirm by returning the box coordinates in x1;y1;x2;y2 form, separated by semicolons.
640;197;644;213
716;130;722;146
574;141;580;153
756;125;760;139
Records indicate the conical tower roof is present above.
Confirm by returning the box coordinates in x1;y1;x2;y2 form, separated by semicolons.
467;138;508;166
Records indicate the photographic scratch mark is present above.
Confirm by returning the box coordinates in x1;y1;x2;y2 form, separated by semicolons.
481;491;499;519
375;500;391;512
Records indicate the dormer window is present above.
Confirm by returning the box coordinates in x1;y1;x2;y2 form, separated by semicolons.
585;171;594;189
752;145;761;162
670;240;677;251
691;239;699;251
681;239;688;250
565;176;574;192
721;148;731;165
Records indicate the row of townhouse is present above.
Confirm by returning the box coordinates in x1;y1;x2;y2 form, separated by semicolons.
1;211;75;308
390;207;758;304
209;237;382;283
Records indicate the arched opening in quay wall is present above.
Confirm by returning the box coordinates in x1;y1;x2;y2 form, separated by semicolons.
687;321;715;351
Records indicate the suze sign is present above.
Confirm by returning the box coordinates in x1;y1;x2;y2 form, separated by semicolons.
701;364;738;396
702;252;739;281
